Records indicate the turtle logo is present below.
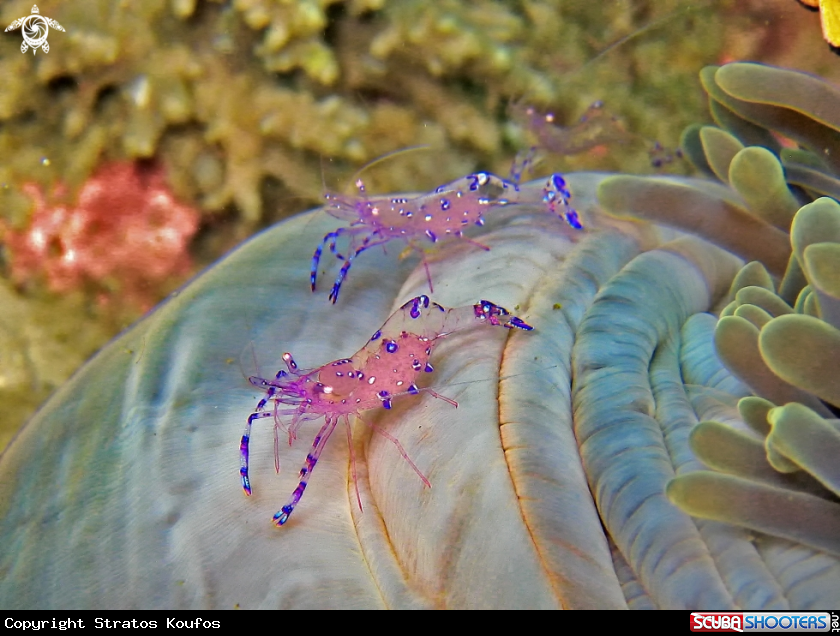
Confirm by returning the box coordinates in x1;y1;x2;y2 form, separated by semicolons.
5;5;65;55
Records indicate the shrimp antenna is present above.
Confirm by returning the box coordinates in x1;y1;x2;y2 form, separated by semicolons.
568;0;714;80
319;153;329;195
344;145;432;194
391;363;563;398
507;1;715;124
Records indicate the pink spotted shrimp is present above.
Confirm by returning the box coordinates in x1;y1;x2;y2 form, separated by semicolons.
239;294;533;526
310;171;581;304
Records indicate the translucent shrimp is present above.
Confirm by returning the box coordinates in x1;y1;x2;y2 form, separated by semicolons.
510;99;634;161
239;295;533;526
310;171;580;304
509;99;682;183
506;3;707;179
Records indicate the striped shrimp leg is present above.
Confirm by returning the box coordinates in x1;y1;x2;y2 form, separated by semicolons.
327;234;393;304
273;415;339;526
240;369;288;495
310;226;369;292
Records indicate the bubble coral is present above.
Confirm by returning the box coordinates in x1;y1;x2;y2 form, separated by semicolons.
597;62;840;594
2;161;199;308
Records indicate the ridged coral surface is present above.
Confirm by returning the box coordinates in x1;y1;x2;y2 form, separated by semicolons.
3;174;836;609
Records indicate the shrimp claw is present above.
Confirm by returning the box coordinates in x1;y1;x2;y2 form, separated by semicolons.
543;174;582;230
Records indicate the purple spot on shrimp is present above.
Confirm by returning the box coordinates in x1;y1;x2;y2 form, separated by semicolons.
371;330;381;341
386;341;398;353
566;210;583;230
412;359;422;371
475;216;485;227
440;198;451;211
408;383;420;395
424;362;434;373
378;390;392;409
425;229;437;242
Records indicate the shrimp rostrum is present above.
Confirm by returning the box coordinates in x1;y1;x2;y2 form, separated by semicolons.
311;171;581;304
239;295;533;526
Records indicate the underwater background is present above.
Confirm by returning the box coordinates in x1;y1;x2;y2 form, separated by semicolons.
2;0;840;610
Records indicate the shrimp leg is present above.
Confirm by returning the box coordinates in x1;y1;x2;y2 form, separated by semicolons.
240;368;288;495
273;415;339;526
328;233;394;304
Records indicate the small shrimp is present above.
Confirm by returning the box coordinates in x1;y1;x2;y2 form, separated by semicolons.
510;100;633;161
506;2;705;177
509;99;682;178
310;171;580;304
239;295;533;527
